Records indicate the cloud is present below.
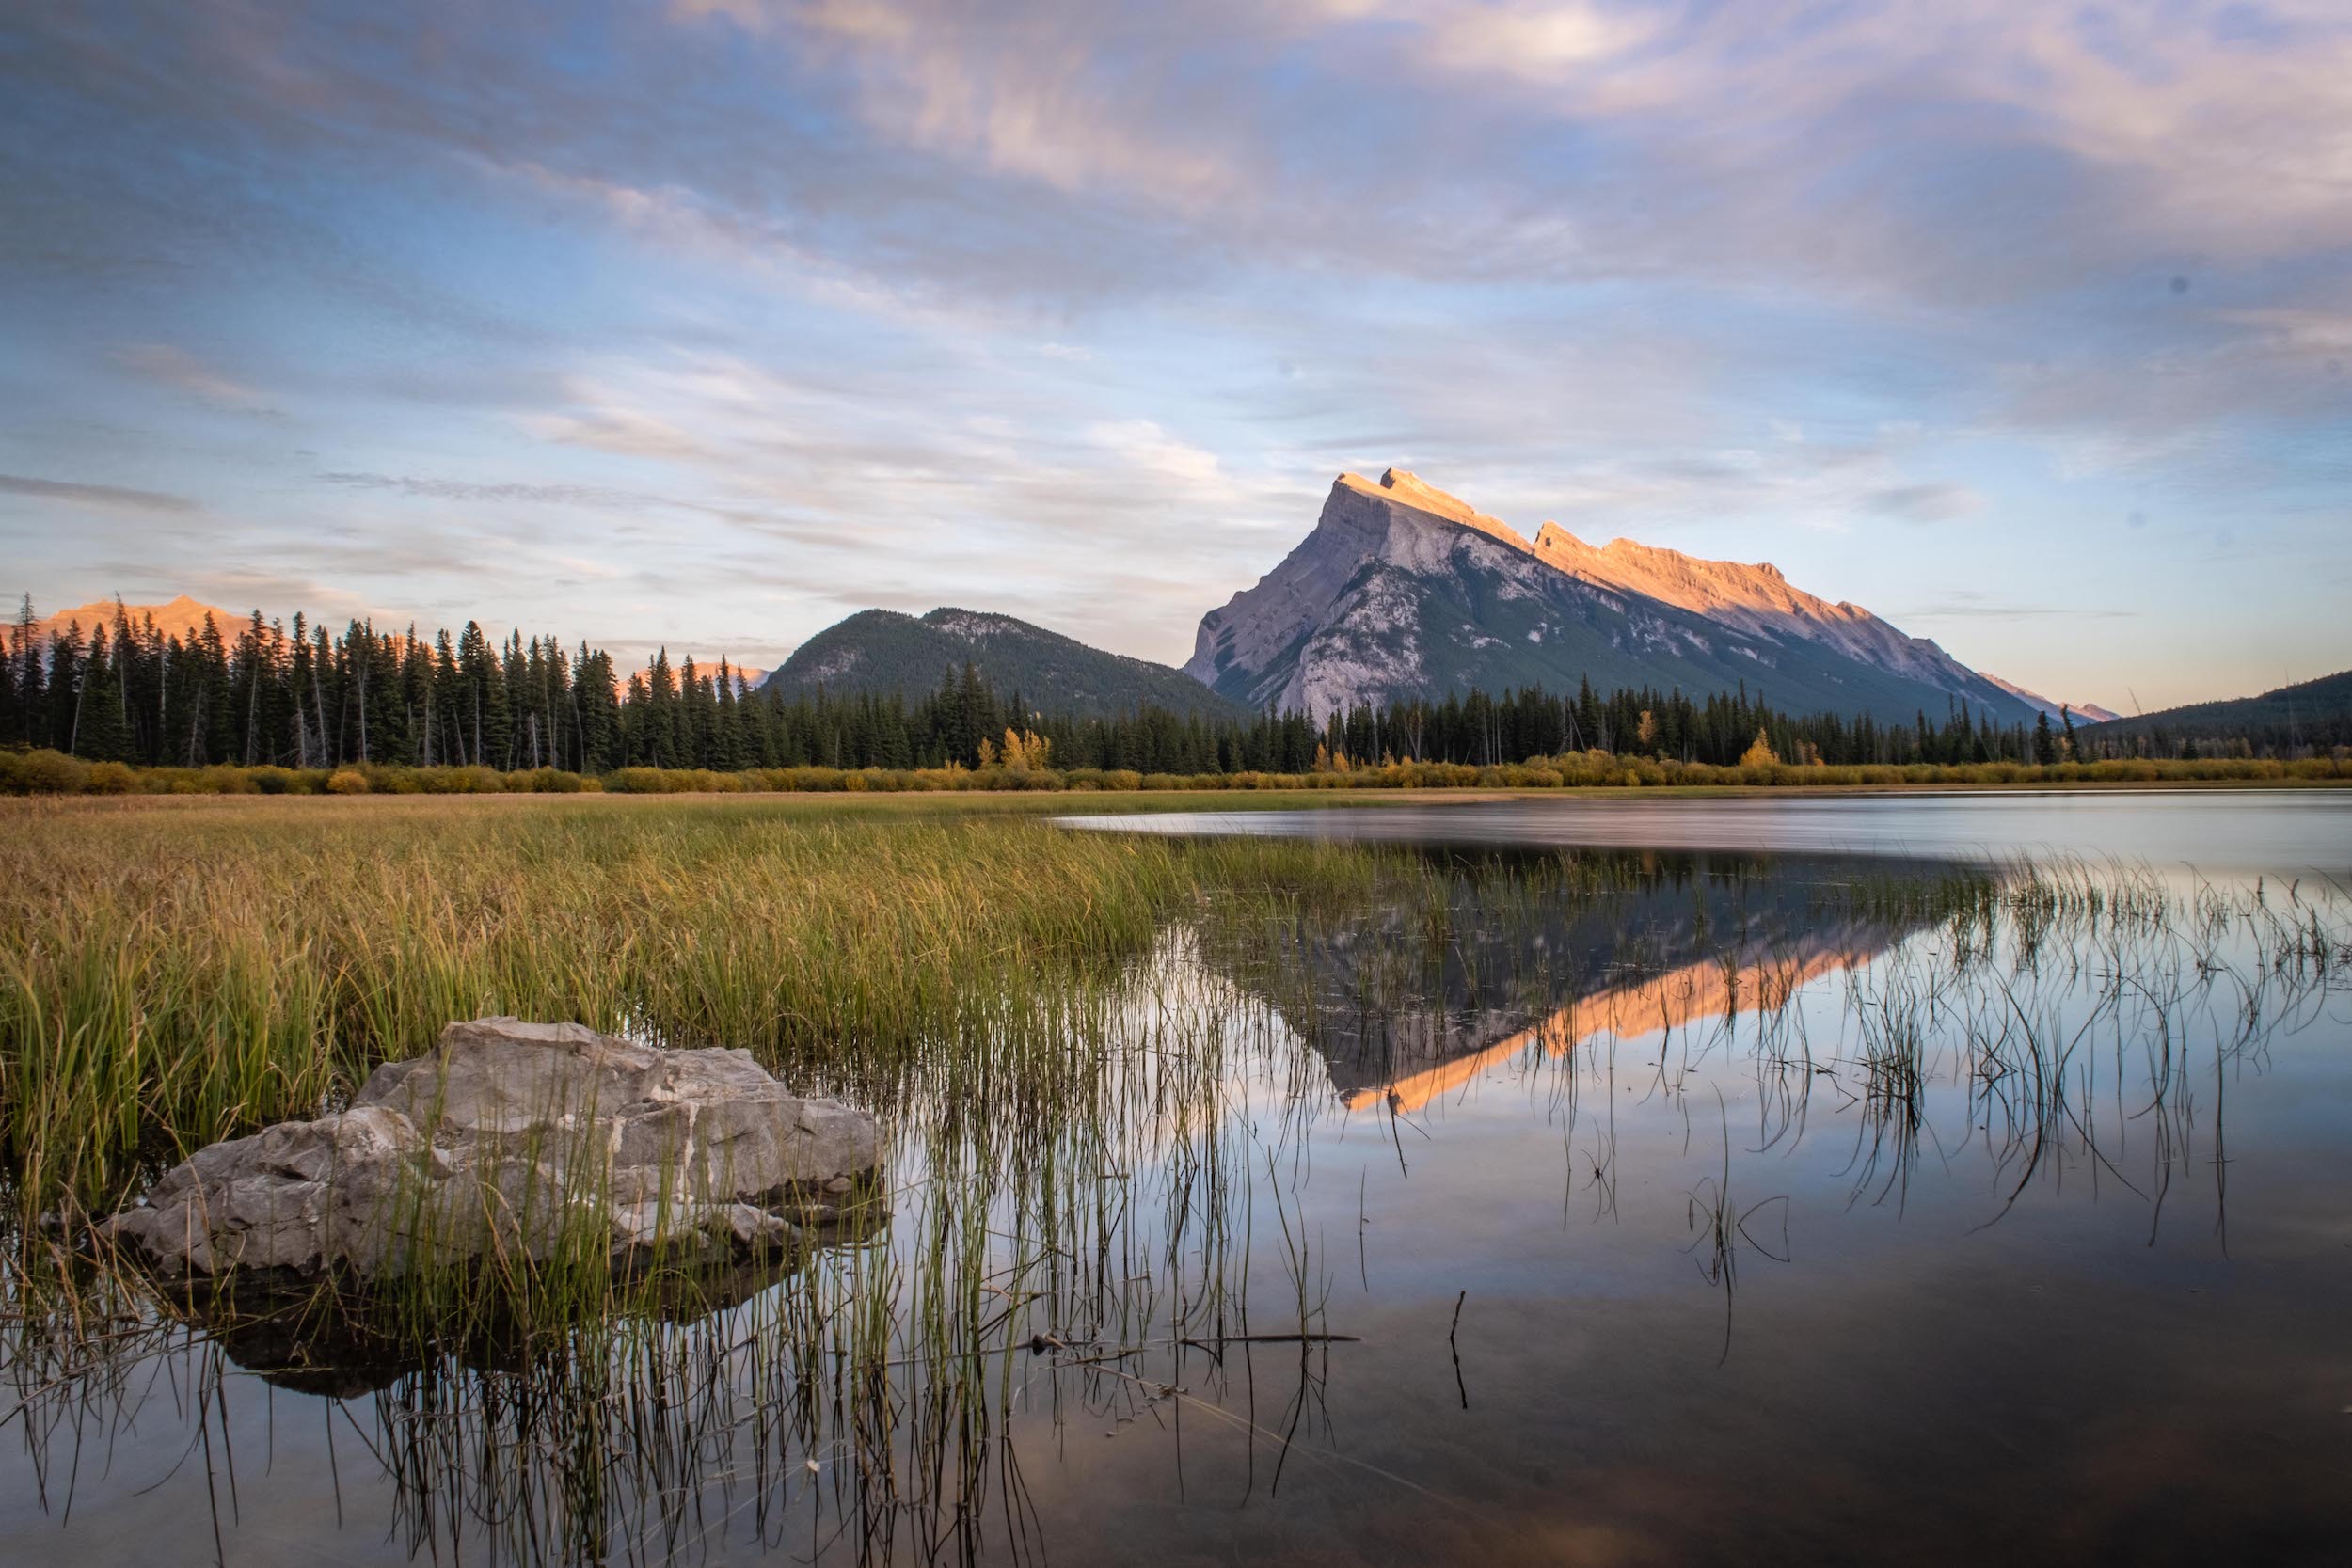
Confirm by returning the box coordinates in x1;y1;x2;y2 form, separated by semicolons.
519;390;713;461
1086;420;1224;487
0;473;199;514
416;342;1320;657
1410;2;1661;82
645;0;2352;320
114;342;284;417
318;472;660;508
25;0;2352;317
767;1;1237;205
1865;482;1982;522
1310;1;2352;278
2218;306;2352;369
1896;591;2134;622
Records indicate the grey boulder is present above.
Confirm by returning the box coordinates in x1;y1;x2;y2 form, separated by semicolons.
103;1018;882;1280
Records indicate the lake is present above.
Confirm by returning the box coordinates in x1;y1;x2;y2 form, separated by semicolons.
1063;787;2352;879
4;790;2348;1565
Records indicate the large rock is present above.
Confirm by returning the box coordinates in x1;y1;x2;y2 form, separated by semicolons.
102;1018;882;1281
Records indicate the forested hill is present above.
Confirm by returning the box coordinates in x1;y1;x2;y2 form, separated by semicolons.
763;608;1246;721
2088;670;2352;754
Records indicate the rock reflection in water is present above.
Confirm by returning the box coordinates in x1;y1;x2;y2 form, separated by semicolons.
172;1210;884;1401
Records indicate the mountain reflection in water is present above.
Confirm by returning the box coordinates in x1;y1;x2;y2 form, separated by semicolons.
1203;848;1923;1116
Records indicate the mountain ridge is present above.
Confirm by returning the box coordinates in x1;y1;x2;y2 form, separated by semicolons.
2084;669;2351;752
764;607;1247;721
1979;673;2120;725
1185;468;2041;724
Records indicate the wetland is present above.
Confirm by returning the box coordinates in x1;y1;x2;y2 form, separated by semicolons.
1;790;2347;1565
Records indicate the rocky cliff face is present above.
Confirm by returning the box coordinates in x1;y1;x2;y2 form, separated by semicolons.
1186;469;2038;724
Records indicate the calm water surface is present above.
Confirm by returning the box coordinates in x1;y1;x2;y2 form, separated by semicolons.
1064;787;2352;879
5;793;2349;1565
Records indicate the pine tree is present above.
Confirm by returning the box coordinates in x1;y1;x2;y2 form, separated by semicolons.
47;622;86;757
0;596;24;749
73;624;135;761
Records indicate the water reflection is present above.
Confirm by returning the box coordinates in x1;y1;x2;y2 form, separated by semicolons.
5;840;2350;1565
1199;847;1931;1116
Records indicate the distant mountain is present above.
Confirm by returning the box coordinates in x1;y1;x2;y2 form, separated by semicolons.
1186;469;2041;724
702;663;768;692
16;596;771;690
1980;673;2120;725
2085;670;2352;752
763;608;1248;721
21;594;234;646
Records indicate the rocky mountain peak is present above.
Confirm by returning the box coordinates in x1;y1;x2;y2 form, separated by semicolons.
1335;469;1530;549
1188;467;2042;724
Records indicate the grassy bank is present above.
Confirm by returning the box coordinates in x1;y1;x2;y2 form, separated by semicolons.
0;794;1374;1214
4;744;2346;797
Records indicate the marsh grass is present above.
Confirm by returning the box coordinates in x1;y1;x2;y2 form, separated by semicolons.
0;796;1197;1212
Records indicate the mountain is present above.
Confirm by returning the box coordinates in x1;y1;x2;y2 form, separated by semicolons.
22;594;235;645
2084;670;2352;752
713;664;769;691
1979;673;2119;725
763;608;1248;721
1185;469;2041;724
18;596;771;690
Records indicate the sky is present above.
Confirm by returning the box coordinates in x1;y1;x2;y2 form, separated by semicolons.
2;0;2347;711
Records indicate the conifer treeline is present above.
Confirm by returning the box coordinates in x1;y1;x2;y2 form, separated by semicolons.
0;597;2288;776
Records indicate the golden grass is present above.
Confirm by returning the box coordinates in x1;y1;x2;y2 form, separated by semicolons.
0;794;1220;1210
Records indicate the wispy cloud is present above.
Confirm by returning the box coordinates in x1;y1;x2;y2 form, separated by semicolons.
319;472;659;508
1865;483;1982;523
1896;592;2135;622
0;473;199;514
773;1;1237;205
115;342;284;417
